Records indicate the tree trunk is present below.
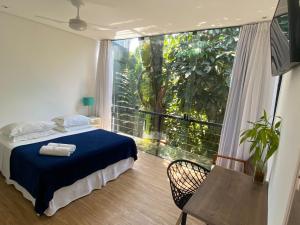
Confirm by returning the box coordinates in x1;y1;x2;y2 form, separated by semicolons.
148;36;165;140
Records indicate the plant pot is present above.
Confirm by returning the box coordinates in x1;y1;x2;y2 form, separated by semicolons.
253;161;266;184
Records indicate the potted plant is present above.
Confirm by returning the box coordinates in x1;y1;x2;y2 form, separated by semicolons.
240;111;281;183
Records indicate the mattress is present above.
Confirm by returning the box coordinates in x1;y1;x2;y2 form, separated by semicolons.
0;127;97;179
0;128;137;216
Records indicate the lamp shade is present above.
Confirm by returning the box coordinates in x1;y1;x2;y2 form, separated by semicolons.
82;97;95;106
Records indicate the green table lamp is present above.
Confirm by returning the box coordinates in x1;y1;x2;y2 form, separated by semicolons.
82;97;95;116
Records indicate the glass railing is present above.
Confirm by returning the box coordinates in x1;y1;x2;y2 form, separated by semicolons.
111;105;222;168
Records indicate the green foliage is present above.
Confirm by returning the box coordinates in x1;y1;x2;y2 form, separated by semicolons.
165;29;239;122
112;41;143;136
240;111;281;168
138;36;169;136
112;27;240;162
163;28;239;157
113;43;142;108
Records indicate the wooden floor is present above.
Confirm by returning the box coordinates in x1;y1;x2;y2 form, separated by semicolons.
0;152;204;225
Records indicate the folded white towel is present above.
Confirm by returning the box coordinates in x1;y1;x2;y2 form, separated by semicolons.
47;143;76;152
39;146;71;157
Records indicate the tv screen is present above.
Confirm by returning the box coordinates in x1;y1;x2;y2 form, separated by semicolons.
271;0;300;76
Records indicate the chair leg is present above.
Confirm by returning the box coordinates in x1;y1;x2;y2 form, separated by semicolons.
181;212;187;225
175;212;187;225
175;213;182;225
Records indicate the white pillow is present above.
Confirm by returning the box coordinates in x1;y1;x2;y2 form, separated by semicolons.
8;130;56;143
0;121;56;138
52;115;90;128
54;125;92;133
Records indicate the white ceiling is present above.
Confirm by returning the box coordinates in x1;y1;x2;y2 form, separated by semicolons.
0;0;279;40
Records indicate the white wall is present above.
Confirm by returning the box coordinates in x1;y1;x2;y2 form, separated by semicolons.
0;12;99;127
268;66;300;225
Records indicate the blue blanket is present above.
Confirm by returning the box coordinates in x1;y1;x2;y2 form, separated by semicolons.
10;129;137;214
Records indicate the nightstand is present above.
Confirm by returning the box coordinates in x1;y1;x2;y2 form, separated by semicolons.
89;117;101;128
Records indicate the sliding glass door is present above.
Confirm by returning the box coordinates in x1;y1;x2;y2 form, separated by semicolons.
111;28;240;166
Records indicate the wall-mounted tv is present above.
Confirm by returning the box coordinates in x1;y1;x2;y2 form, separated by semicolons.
271;0;300;76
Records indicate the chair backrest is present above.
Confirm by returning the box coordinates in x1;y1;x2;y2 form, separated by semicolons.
167;160;210;195
213;154;254;176
244;156;255;176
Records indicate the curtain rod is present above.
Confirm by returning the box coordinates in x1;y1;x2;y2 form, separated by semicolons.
100;19;272;41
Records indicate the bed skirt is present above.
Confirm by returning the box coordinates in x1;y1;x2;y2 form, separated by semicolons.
7;157;134;216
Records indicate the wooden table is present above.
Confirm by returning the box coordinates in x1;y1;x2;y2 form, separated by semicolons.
288;190;300;225
183;166;268;225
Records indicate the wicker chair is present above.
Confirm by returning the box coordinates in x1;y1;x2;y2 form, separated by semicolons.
167;160;210;225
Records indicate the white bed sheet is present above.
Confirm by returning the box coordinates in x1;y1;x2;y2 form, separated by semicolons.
0;128;135;216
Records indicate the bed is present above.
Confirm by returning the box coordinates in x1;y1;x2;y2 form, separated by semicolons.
0;127;138;216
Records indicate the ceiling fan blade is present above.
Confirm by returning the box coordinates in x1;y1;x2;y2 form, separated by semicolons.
35;15;68;24
88;23;116;31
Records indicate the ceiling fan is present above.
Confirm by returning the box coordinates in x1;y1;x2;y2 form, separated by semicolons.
36;0;114;32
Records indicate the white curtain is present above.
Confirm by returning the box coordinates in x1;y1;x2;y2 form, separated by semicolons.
95;40;113;131
217;22;278;171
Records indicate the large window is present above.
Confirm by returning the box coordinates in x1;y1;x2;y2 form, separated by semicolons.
112;28;239;167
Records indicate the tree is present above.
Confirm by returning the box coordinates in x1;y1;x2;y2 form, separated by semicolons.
138;35;171;138
112;27;240;162
163;28;239;157
112;41;143;136
166;28;239;122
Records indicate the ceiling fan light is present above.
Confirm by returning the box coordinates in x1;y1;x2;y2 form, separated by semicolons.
69;18;87;31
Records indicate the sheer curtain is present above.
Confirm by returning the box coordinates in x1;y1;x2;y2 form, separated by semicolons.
217;22;278;171
95;40;113;131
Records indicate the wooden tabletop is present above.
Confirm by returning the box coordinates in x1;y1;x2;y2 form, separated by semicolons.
183;166;268;225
